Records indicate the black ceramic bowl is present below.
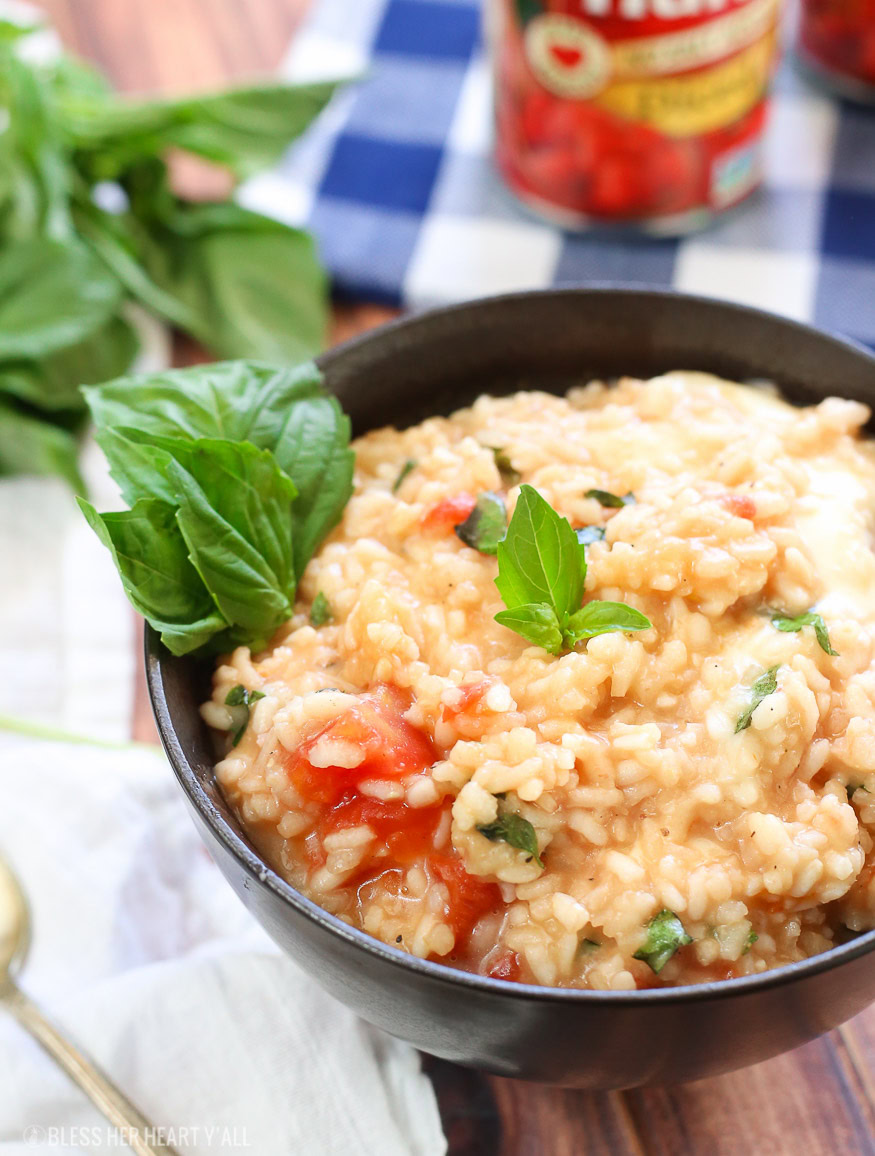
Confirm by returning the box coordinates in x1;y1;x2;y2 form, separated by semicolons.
147;288;875;1089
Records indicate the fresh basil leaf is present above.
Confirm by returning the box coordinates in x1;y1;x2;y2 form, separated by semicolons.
477;812;543;867
166;442;297;634
494;603;563;654
0;52;74;240
455;491;507;556
73;196;203;333
575;525;605;546
489;447;521;487
495;484;584;616
87;361;352;581
84;360;324;448
633;910;692;974
771;610;838;656
0;399;85;493
742;929;758;955
585;488;633;508
0;315;138;412
61;79;344;180
310;591;333;627
271;394;354;579
132;200;328;363
77;496;227;654
564;600;651;646
735;665;780;733
0;238;120;359
0;18;40;42
225;684;266;746
393;459;416;493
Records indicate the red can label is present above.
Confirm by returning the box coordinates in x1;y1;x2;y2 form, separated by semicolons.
491;0;781;226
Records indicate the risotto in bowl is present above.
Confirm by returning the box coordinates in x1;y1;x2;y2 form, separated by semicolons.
148;289;875;1086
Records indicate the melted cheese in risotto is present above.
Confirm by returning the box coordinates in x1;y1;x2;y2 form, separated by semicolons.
202;372;875;989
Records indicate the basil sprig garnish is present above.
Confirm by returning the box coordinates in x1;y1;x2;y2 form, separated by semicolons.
225;684;265;746
477;812;543;867
80;360;354;656
493;485;650;655
455;491;507;555
771;610;838;656
735;665;780;733
633;910;692;974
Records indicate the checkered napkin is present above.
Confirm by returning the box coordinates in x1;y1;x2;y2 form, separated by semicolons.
239;0;875;348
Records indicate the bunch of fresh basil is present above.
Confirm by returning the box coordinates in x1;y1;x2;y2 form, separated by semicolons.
80;359;354;656
0;16;344;492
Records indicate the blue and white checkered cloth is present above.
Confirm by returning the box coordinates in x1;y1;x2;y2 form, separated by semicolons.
239;0;875;347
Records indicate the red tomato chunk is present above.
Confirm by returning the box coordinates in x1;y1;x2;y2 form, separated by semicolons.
285;684;503;950
421;493;477;533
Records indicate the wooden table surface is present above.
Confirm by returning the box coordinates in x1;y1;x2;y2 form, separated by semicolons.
37;2;875;1152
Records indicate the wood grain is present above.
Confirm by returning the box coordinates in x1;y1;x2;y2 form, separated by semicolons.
38;1;875;1152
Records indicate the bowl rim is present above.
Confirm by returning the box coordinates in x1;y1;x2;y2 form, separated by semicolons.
146;285;875;1006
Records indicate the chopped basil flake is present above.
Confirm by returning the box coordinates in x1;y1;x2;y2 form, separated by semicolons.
489;446;521;487
309;591;333;627
742;929;758;955
455;491;507;555
735;665;780;733
585;488;634;508
633;910;692;974
224;684;266;746
771;610;838;656
393;459;416;493
848;783;869;801
576;525;606;546
477;812;543;868
579;938;601;953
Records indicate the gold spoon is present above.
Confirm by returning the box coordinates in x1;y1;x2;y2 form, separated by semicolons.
0;854;178;1156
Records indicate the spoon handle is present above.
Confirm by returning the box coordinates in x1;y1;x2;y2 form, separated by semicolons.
2;980;179;1156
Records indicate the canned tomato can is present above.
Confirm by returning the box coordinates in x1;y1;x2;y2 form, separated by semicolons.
489;0;782;232
796;0;875;102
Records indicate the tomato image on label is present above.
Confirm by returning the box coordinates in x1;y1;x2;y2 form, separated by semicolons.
491;0;780;228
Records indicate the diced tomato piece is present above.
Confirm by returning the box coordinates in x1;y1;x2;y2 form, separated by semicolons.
286;684;437;807
486;951;522;982
421;493;477;533
432;854;502;944
441;680;489;723
321;794;445;864
722;493;757;520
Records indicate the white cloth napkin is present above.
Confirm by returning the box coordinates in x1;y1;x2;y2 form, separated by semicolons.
0;732;446;1155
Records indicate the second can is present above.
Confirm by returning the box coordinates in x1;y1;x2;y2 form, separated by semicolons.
490;0;782;232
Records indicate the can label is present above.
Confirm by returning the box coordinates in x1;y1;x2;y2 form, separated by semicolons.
492;0;781;225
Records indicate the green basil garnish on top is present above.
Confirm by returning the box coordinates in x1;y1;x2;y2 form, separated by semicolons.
771;610;838;656
489;446;521;487
80;359;354;656
455;491;507;555
309;591;333;626
493;485;650;655
633;910;692;974
393;458;416;493
477;811;543;867
225;684;265;746
735;665;780;733
585;488;634;508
